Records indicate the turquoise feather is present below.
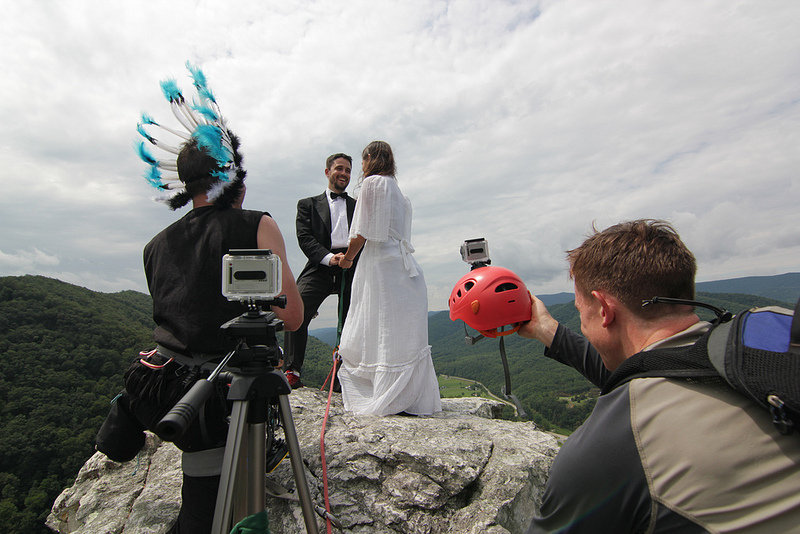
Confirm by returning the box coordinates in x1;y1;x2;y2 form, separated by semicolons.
192;104;219;122
136;123;155;143
193;124;230;165
144;165;163;188
137;142;157;166
160;79;183;103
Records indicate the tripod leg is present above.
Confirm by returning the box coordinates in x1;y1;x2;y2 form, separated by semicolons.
232;425;250;525
211;400;249;534
247;422;266;514
278;395;320;534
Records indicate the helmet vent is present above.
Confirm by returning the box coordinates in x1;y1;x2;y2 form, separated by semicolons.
464;281;475;291
495;282;518;293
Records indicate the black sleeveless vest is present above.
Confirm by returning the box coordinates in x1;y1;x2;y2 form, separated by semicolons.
144;206;267;355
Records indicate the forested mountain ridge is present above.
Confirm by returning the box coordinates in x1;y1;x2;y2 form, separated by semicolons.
696;272;800;302
0;275;333;534
0;276;155;533
0;274;796;533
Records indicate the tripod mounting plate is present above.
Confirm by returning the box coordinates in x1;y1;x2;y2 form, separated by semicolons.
227;370;291;404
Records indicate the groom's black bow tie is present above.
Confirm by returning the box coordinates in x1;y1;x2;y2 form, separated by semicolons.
330;192;348;200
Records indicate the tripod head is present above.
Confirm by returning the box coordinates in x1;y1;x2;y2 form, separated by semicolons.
156;295;290;441
222;296;285;370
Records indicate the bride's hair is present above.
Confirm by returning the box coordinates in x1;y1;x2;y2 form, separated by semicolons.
362;141;396;177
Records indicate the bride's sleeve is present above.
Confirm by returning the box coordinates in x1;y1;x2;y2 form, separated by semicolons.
349;175;390;242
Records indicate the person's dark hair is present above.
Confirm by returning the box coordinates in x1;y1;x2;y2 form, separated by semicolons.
171;135;245;210
326;153;352;170
567;219;696;318
362;141;396;177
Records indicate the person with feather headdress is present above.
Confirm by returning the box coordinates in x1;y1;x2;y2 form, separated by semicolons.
108;62;302;533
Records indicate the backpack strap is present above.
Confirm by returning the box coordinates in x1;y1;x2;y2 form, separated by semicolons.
601;333;721;395
603;367;721;395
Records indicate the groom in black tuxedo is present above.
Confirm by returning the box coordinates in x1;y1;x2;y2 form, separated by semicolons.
284;153;357;388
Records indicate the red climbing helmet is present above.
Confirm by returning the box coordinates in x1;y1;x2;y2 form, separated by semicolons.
448;266;532;337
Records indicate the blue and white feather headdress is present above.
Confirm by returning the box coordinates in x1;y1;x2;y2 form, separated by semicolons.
136;61;246;209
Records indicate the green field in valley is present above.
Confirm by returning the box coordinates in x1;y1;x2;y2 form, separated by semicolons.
438;375;523;418
438;375;505;402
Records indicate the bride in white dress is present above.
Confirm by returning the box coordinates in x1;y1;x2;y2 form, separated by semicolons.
336;141;441;416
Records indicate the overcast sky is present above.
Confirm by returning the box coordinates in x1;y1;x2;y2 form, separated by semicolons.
1;0;798;328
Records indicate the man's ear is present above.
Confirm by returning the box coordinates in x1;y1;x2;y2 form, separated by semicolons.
591;290;616;328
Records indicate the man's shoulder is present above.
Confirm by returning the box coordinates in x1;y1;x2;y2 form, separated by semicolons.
625;375;800;461
299;192;326;203
644;320;711;351
240;208;269;219
146;208;265;244
297;193;329;216
626;377;800;530
143;232;160;258
203;207;267;227
145;212;188;250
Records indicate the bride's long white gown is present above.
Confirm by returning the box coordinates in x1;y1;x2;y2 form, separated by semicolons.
337;174;442;416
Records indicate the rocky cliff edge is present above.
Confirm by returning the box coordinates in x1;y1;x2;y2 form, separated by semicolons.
47;389;559;533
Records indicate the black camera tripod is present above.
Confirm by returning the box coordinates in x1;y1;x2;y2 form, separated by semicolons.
157;299;320;533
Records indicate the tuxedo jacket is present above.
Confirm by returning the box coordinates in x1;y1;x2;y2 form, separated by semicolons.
295;192;356;280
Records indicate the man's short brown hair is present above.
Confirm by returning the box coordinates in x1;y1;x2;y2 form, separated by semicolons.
326;153;352;170
567;219;696;317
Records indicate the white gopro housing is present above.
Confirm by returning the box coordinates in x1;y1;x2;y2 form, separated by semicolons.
460;238;490;265
221;249;282;301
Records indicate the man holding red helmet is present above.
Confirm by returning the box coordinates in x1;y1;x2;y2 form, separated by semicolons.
516;219;800;533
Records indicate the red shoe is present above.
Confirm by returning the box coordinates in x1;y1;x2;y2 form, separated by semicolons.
285;369;304;389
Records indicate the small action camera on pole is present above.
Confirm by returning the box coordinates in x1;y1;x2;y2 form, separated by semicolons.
449;239;532;418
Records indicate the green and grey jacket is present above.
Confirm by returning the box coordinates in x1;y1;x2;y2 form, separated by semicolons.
527;323;800;534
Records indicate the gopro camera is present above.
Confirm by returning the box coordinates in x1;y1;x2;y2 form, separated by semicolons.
460;238;491;268
222;249;281;301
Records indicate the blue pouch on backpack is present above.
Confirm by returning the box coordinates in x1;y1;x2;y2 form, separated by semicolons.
707;303;800;434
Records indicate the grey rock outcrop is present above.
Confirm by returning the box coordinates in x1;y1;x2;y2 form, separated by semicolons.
48;389;559;533
47;433;182;534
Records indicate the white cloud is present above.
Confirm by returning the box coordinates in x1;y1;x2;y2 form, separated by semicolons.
0;248;60;272
1;0;798;327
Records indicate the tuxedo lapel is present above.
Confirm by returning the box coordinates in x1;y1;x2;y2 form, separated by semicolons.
346;196;356;225
313;193;332;238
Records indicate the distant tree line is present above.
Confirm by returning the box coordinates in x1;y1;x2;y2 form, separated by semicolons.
0;276;342;534
0;276;154;533
0;275;791;533
428;292;793;433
